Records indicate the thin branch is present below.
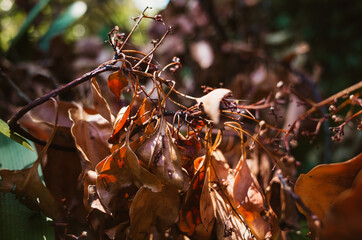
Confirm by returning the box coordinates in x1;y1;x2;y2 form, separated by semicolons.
284;80;362;152
132;26;171;69
8;64;120;151
278;172;321;236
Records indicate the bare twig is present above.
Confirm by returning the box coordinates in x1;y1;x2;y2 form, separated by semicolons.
278;172;321;238
284;80;362;152
132;26;172;69
8;64;120;151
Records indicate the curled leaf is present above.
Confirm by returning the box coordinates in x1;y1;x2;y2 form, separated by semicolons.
95;148;134;215
196;88;231;124
233;157;279;239
69;104;112;171
126;128;162;192
91;78;114;124
129;186;180;239
107;69;128;100
295;153;362;238
136;117;189;191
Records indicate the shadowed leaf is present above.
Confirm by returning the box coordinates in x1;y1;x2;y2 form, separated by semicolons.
129;186;180;239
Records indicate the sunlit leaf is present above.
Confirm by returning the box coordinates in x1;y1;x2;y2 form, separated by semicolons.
196;88;231;124
233;157;280;239
91;78;114;124
95;148;134;215
0;118;33;151
322;169;362;240
295;153;362;238
107;69;129;100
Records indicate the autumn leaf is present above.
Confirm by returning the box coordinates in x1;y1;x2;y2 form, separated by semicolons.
95;148;135;215
91;78;114;124
321;169;362;240
196;88;231;125
135;116;190;191
200;158;215;231
295;153;362;239
233;156;280;240
125;128;162;192
178;156;205;236
69;104;112;170
107;69;129;100
0;168;59;219
129;185;180;240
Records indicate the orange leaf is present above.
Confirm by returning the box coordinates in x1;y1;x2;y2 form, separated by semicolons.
295;153;362;239
107;70;128;100
178;159;205;236
233;157;279;239
322;170;362;240
95;148;134;215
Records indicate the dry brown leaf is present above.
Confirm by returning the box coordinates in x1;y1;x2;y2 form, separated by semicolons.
107;69;129;100
95;148;134;215
91;78;114;124
125;129;162;192
200;160;215;231
44;129;84;219
210;186;254;240
321;169;362;240
69;104;112;171
233;157;280;240
0;167;59;219
129;185;180;240
196;88;231;124
136;117;189;191
19;101;76;142
294;153;362;238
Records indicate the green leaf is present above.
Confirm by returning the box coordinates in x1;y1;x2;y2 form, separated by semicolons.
0;132;54;240
0;118;34;151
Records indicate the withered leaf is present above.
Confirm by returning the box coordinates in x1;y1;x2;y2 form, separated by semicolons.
95;148;133;215
126;130;162;192
125;148;162;192
91;78;114;124
196;88;231;124
178;156;205;236
0;168;59;219
233;157;280;240
129;186;180;240
322;169;362;240
109;105;131;143
210;186;254;240
136;117;189;191
295;153;362;238
69;105;112;170
107;69;129;100
200;159;215;232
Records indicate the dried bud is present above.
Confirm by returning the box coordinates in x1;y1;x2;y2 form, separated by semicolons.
172;56;180;63
154;14;163;22
329;105;336;112
275;91;283;100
